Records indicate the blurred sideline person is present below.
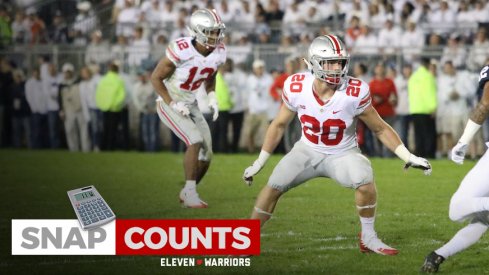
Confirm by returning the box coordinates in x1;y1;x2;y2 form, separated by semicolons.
421;64;489;273
96;62;126;151
59;63;90;152
243;35;432;256
151;8;226;208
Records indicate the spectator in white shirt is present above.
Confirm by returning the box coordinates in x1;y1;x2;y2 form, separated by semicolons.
456;1;474;24
353;24;378;55
243;59;273;153
368;3;386;29
79;66;101;151
85;30;111;67
390;63;412;146
117;0;140;37
429;0;455;36
127;26;150;70
73;1;97;35
377;19;401;56
169;17;188;41
400;21;425;63
467;28;489;71
282;0;306;37
25;67;47;148
59;63;90;152
133;69;159;152
440;34;467;69
471;0;489;23
41;62;61;149
436;61;472;156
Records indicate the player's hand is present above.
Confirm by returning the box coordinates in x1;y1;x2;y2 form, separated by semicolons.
243;160;263;186
170;101;190;117
451;142;468;165
208;92;219;121
404;154;432;176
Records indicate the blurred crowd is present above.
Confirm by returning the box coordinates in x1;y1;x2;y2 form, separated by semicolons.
1;54;489;159
1;0;489;157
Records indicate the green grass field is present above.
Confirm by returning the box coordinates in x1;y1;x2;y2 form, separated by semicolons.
1;150;488;274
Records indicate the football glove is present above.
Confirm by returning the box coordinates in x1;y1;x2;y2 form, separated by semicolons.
208;92;219;121
170;101;190;117
451;142;468;165
243;160;264;186
404;154;432;176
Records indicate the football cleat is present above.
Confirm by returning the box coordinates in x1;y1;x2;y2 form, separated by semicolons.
179;188;208;208
420;251;445;273
359;233;399;256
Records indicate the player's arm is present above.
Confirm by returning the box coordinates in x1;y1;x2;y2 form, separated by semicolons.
205;69;219;121
150;56;175;105
243;105;297;185
451;81;489;164
359;104;432;175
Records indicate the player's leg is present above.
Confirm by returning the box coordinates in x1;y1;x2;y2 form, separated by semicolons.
157;100;207;208
324;149;398;255
252;141;322;227
421;216;488;273
448;149;489;222
192;107;213;184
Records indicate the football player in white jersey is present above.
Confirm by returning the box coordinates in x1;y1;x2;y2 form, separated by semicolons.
243;35;432;255
421;64;489;273
150;8;226;208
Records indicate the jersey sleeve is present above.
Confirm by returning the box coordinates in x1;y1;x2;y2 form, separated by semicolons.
165;38;194;66
281;75;298;112
217;43;227;66
354;80;372;115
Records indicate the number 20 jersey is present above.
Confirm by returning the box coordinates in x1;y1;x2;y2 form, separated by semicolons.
164;36;227;103
282;72;371;155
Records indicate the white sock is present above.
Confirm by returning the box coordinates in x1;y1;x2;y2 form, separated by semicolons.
360;216;375;237
435;222;488;259
184;180;196;190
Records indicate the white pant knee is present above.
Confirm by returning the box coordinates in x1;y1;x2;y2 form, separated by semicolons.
449;198;470;222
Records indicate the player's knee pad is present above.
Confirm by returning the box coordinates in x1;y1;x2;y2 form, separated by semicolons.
198;147;212;161
254;206;272;221
356;202;377;210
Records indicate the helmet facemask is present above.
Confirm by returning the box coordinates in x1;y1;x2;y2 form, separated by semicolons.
194;24;225;49
305;56;349;85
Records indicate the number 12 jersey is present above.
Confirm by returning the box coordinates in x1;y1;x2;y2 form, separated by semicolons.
164;36;227;103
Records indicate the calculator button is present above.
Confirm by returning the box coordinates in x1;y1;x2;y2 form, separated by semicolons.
91;217;99;223
97;212;103;216
82;216;89;221
99;215;106;220
89;214;96;219
104;211;113;217
101;206;108;210
83;220;90;226
80;212;88;217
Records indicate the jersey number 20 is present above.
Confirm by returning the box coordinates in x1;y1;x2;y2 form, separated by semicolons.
300;115;346;146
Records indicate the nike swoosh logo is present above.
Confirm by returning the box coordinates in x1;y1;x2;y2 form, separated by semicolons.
333;110;341;114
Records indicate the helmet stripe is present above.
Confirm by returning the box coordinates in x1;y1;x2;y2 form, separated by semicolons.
209;9;221;24
326;35;341;54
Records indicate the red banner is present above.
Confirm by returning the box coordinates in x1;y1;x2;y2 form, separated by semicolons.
115;219;260;255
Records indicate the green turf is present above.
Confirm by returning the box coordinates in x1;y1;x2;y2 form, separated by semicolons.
1;150;488;274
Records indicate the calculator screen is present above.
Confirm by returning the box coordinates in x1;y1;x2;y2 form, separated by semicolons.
74;191;95;201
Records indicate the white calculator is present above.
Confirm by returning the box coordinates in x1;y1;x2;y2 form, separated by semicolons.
67;186;116;230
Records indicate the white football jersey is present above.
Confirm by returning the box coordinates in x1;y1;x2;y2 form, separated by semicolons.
282;72;371;155
163;36;227;103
